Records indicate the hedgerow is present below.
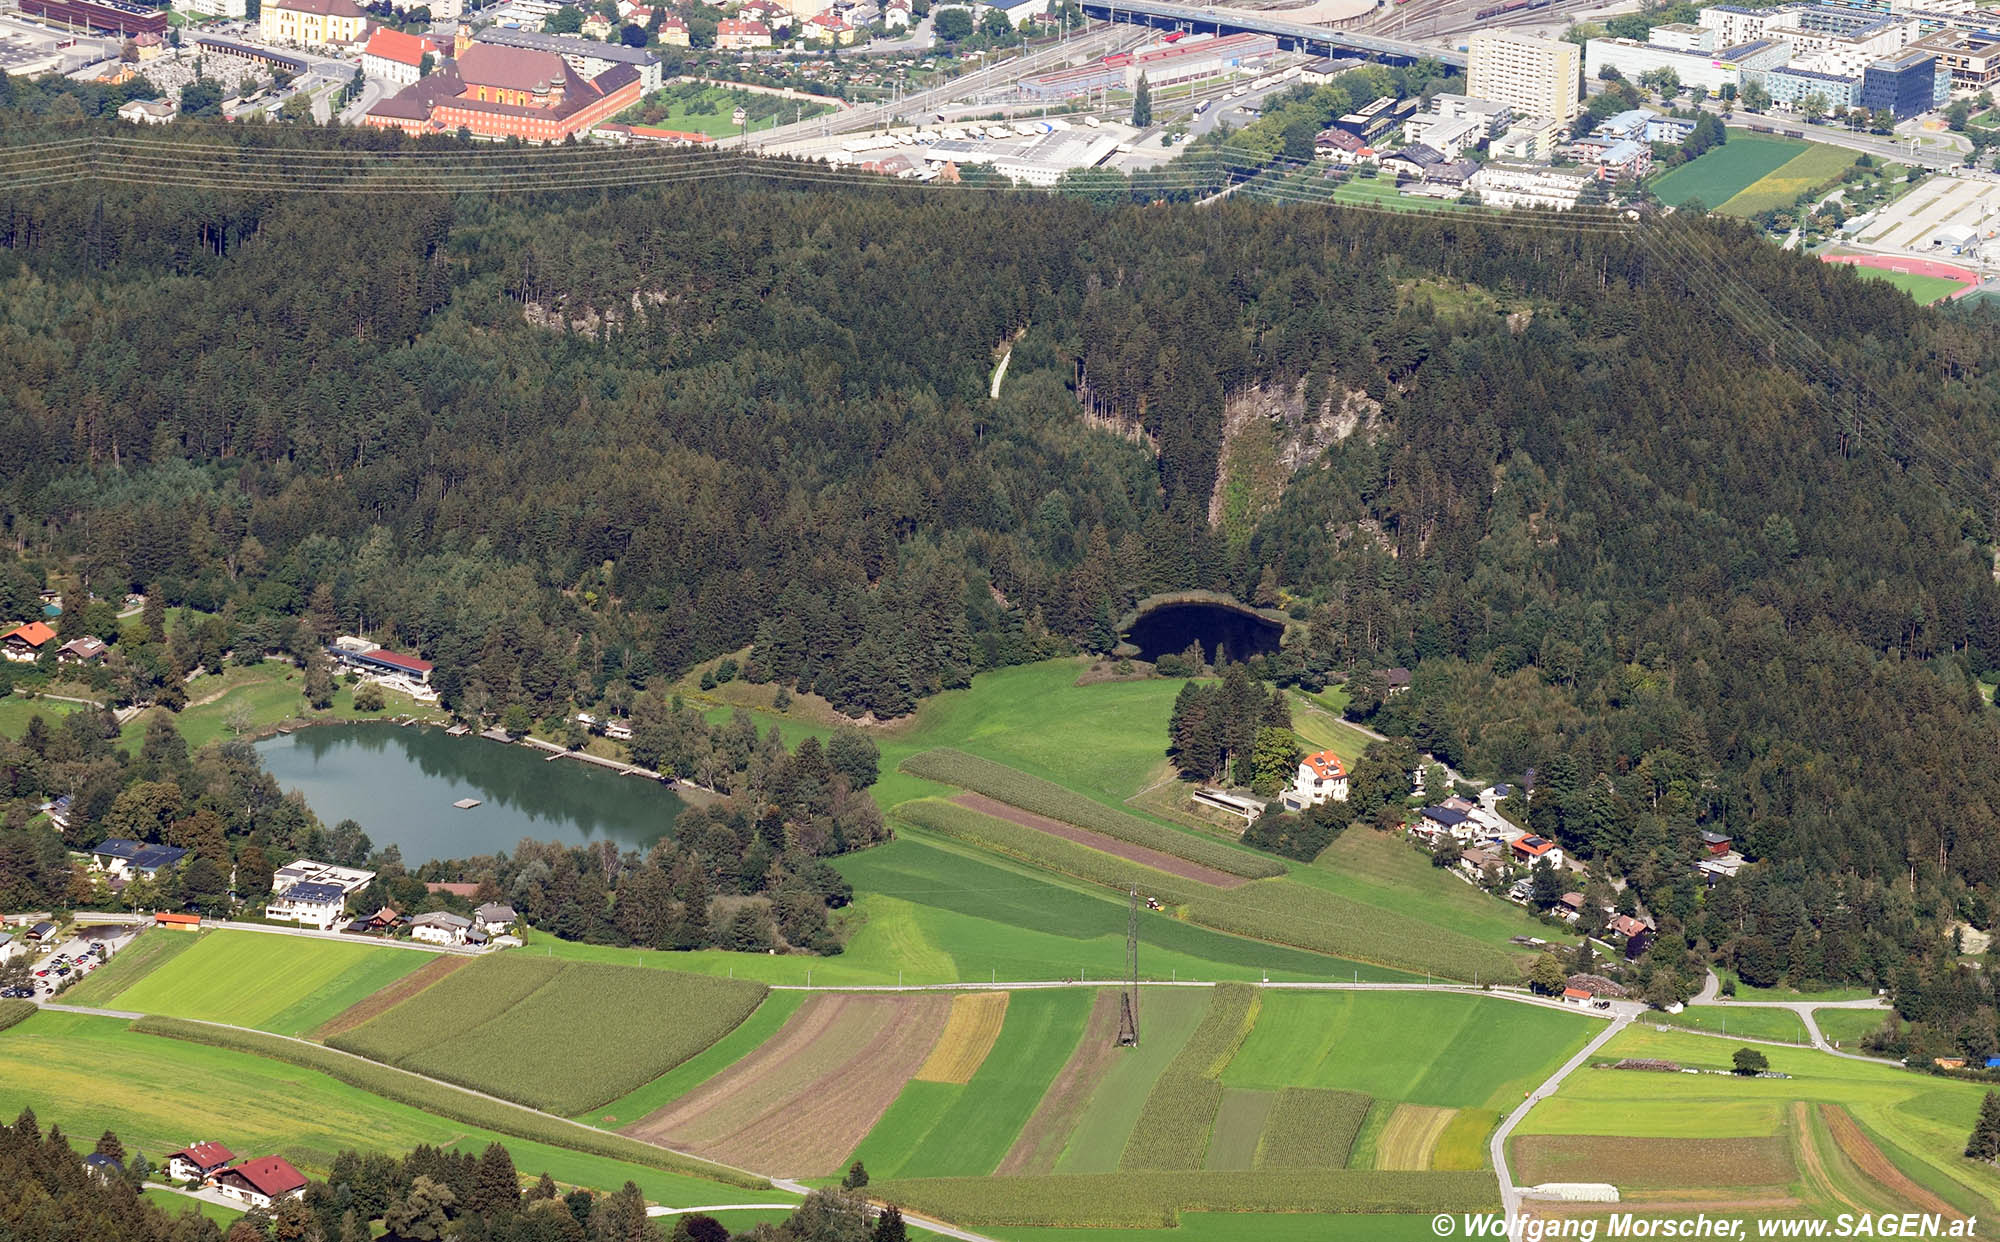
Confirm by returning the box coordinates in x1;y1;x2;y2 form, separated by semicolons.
865;1170;1500;1226
132;1016;770;1190
0;999;36;1034
1120;985;1259;1171
900;749;1285;879
1255;1088;1372;1169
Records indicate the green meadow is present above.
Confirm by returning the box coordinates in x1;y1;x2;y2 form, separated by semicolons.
105;931;428;1036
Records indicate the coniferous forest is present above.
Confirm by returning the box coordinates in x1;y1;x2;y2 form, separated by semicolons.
8;151;2000;1042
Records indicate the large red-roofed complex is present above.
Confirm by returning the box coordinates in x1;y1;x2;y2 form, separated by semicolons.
364;37;641;142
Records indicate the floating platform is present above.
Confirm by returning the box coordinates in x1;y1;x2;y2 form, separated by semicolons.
445;724;469;737
453;798;482;810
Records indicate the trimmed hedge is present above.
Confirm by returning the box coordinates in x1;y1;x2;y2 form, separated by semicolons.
0;999;37;1034
900;749;1285;879
866;1170;1500;1226
1121;984;1259;1171
1254;1088;1372;1169
132;1016;770;1190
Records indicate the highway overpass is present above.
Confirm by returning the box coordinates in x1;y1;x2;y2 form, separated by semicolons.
1077;0;1466;67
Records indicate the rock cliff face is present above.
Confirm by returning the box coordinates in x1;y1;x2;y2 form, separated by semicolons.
1208;378;1381;534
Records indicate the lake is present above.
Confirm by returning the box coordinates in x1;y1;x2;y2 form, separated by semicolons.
255;724;687;863
1125;600;1284;665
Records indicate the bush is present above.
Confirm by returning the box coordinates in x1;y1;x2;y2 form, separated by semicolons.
354;682;385;712
900;749;1284;879
133;1017;768;1188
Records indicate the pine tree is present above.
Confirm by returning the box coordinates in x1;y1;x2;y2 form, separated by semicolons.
874;1204;908;1242
1131;72;1152;127
1967;1091;2000;1160
469;1141;520;1217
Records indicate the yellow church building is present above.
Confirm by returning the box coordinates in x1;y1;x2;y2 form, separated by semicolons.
259;0;368;49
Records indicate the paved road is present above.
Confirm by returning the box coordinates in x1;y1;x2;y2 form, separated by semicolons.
1489;1009;1632;1223
197;918;484;955
1683;970;1895;1062
772;1179;1002;1242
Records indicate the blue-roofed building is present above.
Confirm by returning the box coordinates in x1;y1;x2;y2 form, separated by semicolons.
266;880;355;931
84;1153;124;1182
91;839;189;878
1418;804;1478;843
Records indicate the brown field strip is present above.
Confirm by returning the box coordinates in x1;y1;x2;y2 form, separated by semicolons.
1822;1106;1964;1220
1375;1104;1455;1170
1513;1134;1796;1190
917;992;1009;1084
996;991;1121;1176
309;955;470;1041
625;993;952;1178
952;793;1247;888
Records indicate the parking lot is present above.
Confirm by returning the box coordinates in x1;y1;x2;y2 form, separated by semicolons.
13;926;137;1001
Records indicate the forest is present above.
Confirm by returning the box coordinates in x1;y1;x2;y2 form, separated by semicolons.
6;119;2000;1030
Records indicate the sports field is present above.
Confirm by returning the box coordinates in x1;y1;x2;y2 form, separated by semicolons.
1714;142;1858;217
105;931;428;1036
1825;254;1974;305
1651;136;1807;210
1514;1025;2000;1219
0;1009;772;1209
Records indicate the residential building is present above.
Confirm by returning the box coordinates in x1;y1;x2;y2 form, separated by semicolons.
1402;113;1483;158
1585;36;1749;93
1285;750;1349;810
1861;47;1949;115
410;910;473;945
1333;94;1417;141
84;1153;124;1182
1417;804;1476;842
91;839;188;879
57;635;106;662
474;902;517;932
1423;91;1513;136
213;1158;307;1209
472;27;664;91
0;933;20;965
1595;107;1695;143
1512;834;1566;868
1467;30;1581;123
1699;4;1777;47
580;10;612;37
1383;667;1413;695
266;881;351;931
330;635;437;686
716;17;773;46
1314;126;1376;163
1380;142;1445;179
1567;133;1651;176
115;97;176;126
166;1143;236;1184
1909;29;2000;88
654;12;689;43
259;0;368;49
362;27;437;86
2;621;55;661
1650;20;1716;51
881;0;909;27
271;859;377;895
805;11;856;40
1700;830;1733;855
1471;161;1591;209
177;0;247;21
1758;62;1864;107
1491;114;1564;161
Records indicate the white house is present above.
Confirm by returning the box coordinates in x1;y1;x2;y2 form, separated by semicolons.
116;98;177;124
882;0;910;27
165;1142;235;1184
410;911;473;945
1284;750;1349;811
212;1157;307;1209
265;882;349;931
360;26;436;86
473;902;517;933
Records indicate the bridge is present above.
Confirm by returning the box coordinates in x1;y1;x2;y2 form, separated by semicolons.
1077;0;1466;67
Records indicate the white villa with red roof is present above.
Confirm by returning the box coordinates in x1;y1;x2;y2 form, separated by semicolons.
1284;749;1349;810
165;1142;235;1184
361;27;437;86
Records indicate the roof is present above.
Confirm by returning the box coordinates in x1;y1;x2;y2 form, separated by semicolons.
718;17;771;32
1421;805;1468;826
3;621;56;647
154;912;200;925
474;25;661;65
364;26;435;66
277;881;347;905
60;636;106;658
1317;127;1366;149
412;910;473;928
95;840;189;870
1382;666;1413;686
1562;987;1592;1000
1300;750;1345;780
1608;914;1649;937
168;1142;234;1168
1515;836;1557;857
222;1156;307;1198
474;902;516;922
268;0;365;16
85;1153;124;1171
1699;830;1732;844
457;42;571;93
367;649;434;674
1559;892;1586;909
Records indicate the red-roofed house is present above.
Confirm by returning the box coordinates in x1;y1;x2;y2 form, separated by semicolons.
2;622;56;662
804;12;855;42
1561;986;1592;1004
214;1157;308;1208
1285;749;1348;810
717;17;773;47
1512;835;1564;868
166;1142;235;1183
362;26;437;86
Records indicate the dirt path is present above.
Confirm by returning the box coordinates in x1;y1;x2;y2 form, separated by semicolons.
1793;1102;1870;1216
952;794;1246;889
996;990;1120;1175
1823;1105;1963;1219
311;955;470;1040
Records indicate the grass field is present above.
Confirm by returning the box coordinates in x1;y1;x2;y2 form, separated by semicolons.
106;931;427;1036
1848;267;1967;305
60;927;199;1008
1292;829;1559;956
1221;992;1600;1110
143;1187;241;1227
1057;989;1211;1174
114;661;447;754
1646;1005;1811;1044
1515;1025;2000;1218
0;694;82;739
0;1010;773;1209
1813;1007;1890;1048
1714;142;1858;217
331;956;766;1115
1652;135;1807;210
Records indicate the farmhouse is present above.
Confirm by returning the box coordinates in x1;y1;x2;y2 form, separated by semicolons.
410;910;473;945
473;902;516;932
1285;750;1349;810
2;621;56;661
213;1156;307;1208
165;1142;235;1183
265;881;350;931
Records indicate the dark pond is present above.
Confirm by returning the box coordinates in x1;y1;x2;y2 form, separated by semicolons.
255;724;686;864
1125;601;1283;665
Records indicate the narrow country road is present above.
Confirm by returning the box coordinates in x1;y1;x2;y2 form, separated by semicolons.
771;1179;1003;1242
1683;971;1896;1062
1489;1011;1632;1223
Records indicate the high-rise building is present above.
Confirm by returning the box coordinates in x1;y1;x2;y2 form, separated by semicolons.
1467;31;1581;123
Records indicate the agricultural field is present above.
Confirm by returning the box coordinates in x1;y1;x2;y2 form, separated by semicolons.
328;955;766;1115
1651;135;1807;210
1644;1004;1811;1044
0;1009;773;1209
1513;1025;2000;1220
581;990;808;1127
1714;142;1858;217
624;992;953;1177
1813;1006;1891;1048
59;926;200;1008
103;930;428;1036
1290;828;1560;959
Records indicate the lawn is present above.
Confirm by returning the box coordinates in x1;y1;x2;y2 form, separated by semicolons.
1285;692;1375;766
851;989;1092;1180
1813;1006;1891;1048
0;1010;776;1209
143;1187;240;1227
1651;135;1808;210
1848;266;1968;305
1516;1025;2000;1219
60;927;200;1008
1644;1004;1811;1044
1220;992;1601;1110
106;931;429;1036
618;83;832;137
114;660;448;754
331;956;768;1115
0;694;81;739
1715;141;1858;217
